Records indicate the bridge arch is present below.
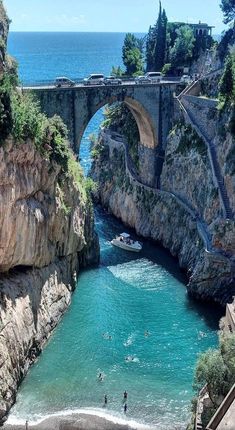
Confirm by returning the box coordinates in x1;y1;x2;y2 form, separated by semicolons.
76;94;157;152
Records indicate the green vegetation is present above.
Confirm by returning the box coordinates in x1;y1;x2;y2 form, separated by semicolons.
173;123;207;159
219;53;235;101
195;332;235;400
145;2;213;74
169;25;195;69
218;52;235;136
146;2;168;72
220;0;235;24
0;72;87;196
102;102;140;169
122;33;144;76
192;332;235;428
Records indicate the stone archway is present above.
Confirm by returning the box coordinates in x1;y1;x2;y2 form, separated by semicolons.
76;95;158;186
124;97;157;149
76;94;157;152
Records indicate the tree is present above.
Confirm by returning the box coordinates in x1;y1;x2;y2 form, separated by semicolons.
111;66;124;77
146;25;157;71
146;3;168;72
220;0;235;24
122;33;144;76
219;53;234;99
194;333;235;407
170;25;195;68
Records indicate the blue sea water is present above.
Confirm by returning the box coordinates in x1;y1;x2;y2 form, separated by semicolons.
7;33;221;429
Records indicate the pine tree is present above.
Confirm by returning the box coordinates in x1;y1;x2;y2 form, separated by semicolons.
152;1;162;71
122;33;144;76
149;3;168;71
146;26;156;71
220;0;235;24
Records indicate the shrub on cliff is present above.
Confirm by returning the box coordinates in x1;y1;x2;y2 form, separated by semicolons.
219;53;235;102
194;332;235;406
10;92;85;193
0;84;12;142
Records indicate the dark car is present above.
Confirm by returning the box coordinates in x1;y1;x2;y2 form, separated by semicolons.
55;77;75;87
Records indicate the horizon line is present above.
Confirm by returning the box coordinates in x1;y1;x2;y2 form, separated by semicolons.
9;29;221;35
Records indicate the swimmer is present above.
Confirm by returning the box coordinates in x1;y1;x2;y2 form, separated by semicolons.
125;355;134;362
123;390;128;400
124;403;127;414
98;372;103;381
104;394;107;405
144;330;150;337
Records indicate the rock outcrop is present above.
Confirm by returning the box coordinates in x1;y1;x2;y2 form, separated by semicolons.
91;126;235;306
0;139;99;421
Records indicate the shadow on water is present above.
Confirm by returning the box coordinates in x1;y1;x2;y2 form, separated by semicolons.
185;298;223;331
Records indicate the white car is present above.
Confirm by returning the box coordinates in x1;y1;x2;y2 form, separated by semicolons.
104;76;122;85
135;71;162;84
145;72;162;82
180;74;191;84
55;77;75;87
84;74;105;85
135;75;151;84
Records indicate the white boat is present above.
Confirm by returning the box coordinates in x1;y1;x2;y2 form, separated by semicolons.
111;233;142;253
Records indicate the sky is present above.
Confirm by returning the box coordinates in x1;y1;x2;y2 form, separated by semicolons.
3;0;227;34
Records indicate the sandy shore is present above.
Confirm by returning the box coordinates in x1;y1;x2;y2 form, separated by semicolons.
3;412;154;430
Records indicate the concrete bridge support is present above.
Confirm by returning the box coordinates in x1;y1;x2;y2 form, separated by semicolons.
33;83;176;187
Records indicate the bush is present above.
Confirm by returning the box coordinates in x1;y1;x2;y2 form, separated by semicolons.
194;332;235;406
0;86;12;142
219;53;235;102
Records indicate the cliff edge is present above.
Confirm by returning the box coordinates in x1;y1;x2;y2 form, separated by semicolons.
0;3;99;422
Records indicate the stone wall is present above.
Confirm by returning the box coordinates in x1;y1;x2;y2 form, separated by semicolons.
160;123;220;224
181;95;218;141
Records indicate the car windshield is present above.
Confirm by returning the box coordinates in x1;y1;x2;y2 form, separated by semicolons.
90;75;104;79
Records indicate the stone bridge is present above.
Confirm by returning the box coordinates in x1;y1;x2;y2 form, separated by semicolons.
28;82;180;186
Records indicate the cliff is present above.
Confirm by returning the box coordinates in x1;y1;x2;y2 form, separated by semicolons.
0;138;99;421
91;124;235;306
0;4;99;422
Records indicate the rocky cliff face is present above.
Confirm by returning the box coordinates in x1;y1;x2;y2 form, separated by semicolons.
0;139;99;421
91;127;235;306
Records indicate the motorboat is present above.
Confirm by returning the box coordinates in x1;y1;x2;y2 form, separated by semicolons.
111;233;142;252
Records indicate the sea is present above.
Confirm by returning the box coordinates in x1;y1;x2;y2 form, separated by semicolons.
6;32;221;429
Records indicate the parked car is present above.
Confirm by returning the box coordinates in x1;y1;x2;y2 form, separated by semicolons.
135;75;151;84
180;74;191;84
84;74;105;85
104;76;122;85
55;77;75;87
145;71;162;82
135;72;162;84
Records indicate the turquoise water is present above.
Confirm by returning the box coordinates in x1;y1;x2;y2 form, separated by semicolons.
8;208;221;429
7;33;221;429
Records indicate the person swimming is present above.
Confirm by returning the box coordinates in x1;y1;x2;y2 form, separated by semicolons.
98;372;104;381
125;355;135;362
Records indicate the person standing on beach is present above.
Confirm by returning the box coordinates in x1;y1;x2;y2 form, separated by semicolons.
104;394;107;405
124;403;127;414
25;421;29;430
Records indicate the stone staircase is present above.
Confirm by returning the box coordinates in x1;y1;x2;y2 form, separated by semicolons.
102;130;220;256
178;96;233;219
